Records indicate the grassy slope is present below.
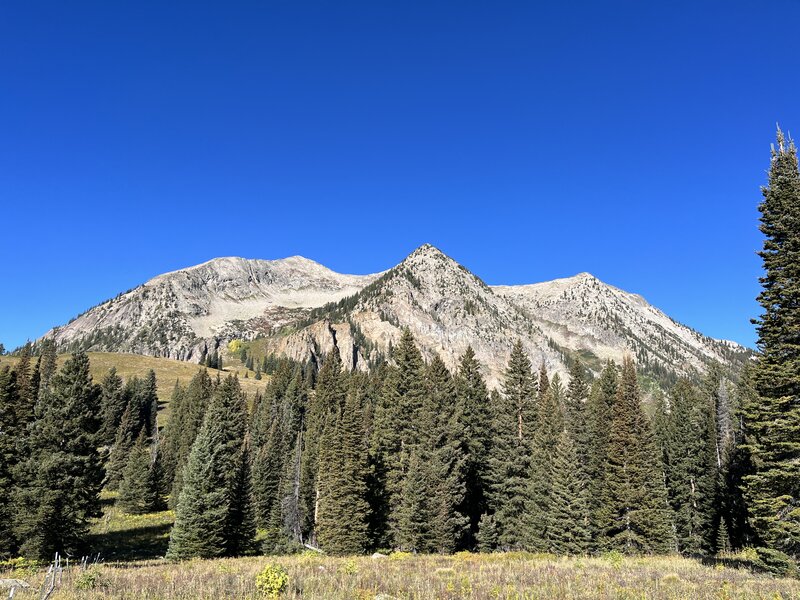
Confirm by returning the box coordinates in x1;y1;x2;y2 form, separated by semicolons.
0;351;269;404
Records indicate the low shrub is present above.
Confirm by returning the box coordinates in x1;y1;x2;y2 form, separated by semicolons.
255;563;289;598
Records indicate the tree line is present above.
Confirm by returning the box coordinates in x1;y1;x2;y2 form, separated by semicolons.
0;128;798;565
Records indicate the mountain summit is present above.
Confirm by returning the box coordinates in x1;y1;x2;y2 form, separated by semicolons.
43;245;749;387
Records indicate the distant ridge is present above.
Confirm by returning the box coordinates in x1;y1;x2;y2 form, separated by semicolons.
42;244;751;388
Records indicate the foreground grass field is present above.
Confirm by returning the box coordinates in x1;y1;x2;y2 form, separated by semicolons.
4;551;800;599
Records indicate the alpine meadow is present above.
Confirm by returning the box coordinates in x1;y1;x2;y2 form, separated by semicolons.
3;3;800;598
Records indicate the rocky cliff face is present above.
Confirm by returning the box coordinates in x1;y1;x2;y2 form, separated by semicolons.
44;245;750;387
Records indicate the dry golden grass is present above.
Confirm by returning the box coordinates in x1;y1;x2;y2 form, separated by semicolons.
0;352;268;417
2;551;799;599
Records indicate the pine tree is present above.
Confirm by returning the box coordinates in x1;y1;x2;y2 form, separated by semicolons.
0;367;18;557
423;355;468;553
106;401;139;490
396;447;433;552
316;380;371;555
743;127;800;557
167;375;255;559
99;367;125;446
169;370;214;507
118;428;162;514
369;328;427;547
595;357;674;554
454;346;492;549
564;360;591;487
547;428;591;555
525;367;563;551
586;361;618;544
663;379;718;554
299;349;346;542
13;352;103;559
488;340;535;550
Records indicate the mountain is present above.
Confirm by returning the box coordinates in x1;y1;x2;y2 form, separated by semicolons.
42;245;750;388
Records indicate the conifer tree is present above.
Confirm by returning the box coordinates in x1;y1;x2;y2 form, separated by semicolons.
370;328;427;547
586;361;618;543
595;357;673;554
299;349;346;542
14;352;103;559
525;367;563;551
395;447;433;552
428;356;469;553
547;428;591;554
663;379;718;554
743;127;800;556
99;367;125;445
316;380;370;555
118;428;163;514
13;343;35;425
488;340;535;550
454;346;492;549
106;401;138;490
564;360;591;479
0;367;18;557
168;370;214;507
167;375;255;559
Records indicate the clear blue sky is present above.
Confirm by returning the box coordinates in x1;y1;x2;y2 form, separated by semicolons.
2;1;797;351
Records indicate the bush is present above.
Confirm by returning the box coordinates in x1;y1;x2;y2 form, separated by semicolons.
753;547;799;578
75;568;109;591
389;551;412;561
256;564;289;598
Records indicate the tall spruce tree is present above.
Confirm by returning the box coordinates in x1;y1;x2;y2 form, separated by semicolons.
369;328;427;548
587;360;618;544
316;379;370;555
13;352;103;559
525;367;564;551
743;127;800;556
423;355;468;553
168;370;214;507
0;367;18;557
663;379;718;554
99;367;125;446
454;346;492;549
488;340;535;550
595;357;673;554
299;349;346;543
167;375;255;559
118;428;163;514
547;428;591;555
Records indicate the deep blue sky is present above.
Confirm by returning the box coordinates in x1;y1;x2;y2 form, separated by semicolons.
2;1;797;351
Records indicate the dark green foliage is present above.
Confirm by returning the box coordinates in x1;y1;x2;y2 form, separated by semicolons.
595;357;674;554
167;375;255;559
586;361;618;541
118;429;163;514
488;340;535;550
99;367;125;445
105;402;138;490
525;368;564;551
369;328;427;548
0;367;18;557
454;346;492;549
316;380;371;555
299;349;346;542
423;355;468;553
743;128;800;557
661;379;718;554
13;352;103;559
165;370;214;507
395;447;432;552
476;513;498;552
547;428;591;554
